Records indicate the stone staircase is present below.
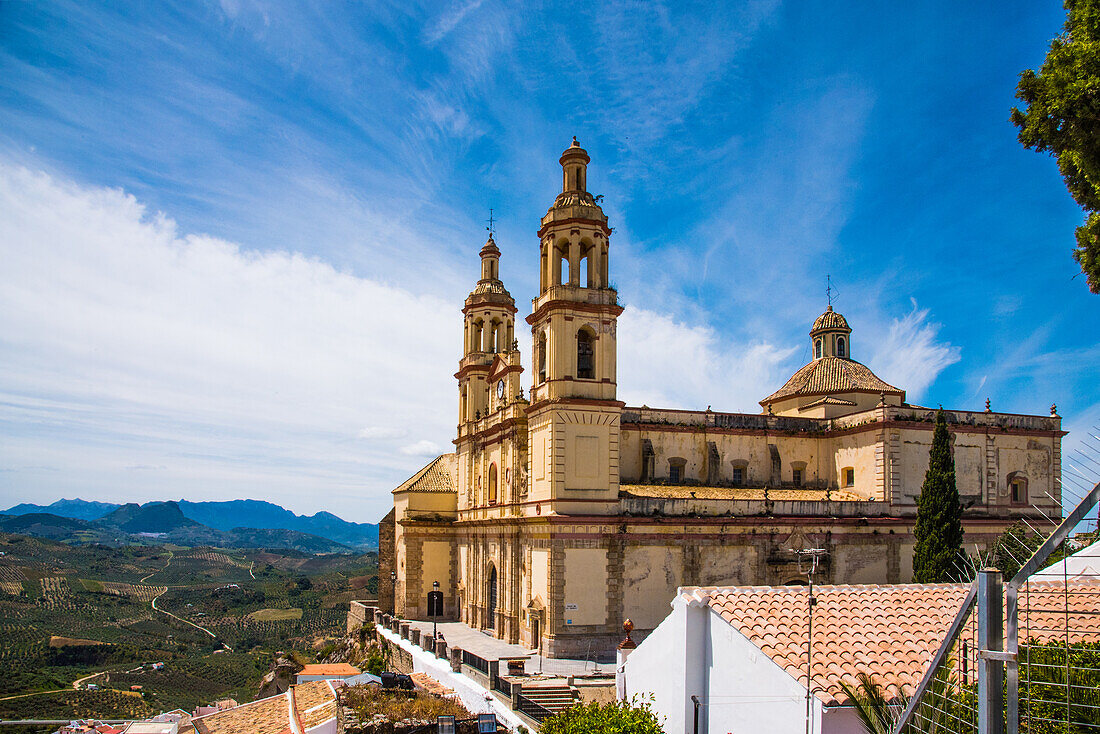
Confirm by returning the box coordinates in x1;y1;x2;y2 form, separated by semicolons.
517;683;579;721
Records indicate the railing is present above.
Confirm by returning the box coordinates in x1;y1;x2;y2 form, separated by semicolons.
515;693;558;723
491;668;511;696
461;649;490;676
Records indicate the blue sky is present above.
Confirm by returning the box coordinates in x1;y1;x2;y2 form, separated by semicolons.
1;0;1097;522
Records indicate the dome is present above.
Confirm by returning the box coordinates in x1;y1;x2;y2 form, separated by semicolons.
760;356;903;406
811;305;850;334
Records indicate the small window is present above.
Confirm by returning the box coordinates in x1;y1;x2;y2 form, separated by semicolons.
537;333;547;383
668;458;686;483
792;468;803;486
814;339;822;359
1009;474;1028;504
843;467;855;488
732;467;744;486
488;464;498;505
836;336;847;358
577;329;594;379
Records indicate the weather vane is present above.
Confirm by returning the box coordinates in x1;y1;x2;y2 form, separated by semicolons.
826;274;839;307
486;208;495;236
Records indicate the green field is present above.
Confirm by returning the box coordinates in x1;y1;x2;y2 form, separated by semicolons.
0;532;377;724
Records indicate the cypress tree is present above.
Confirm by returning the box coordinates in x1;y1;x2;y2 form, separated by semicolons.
913;408;965;583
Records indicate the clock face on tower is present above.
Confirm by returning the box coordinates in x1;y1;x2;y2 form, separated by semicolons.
497;379;505;399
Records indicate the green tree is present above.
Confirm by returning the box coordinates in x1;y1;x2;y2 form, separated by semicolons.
1011;0;1100;292
840;674;903;734
540;699;665;734
913;409;964;583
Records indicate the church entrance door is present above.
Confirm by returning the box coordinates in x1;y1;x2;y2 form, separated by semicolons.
487;565;497;630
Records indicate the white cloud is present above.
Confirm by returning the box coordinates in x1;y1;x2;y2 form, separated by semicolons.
399;440;443;457
358;426;409;440
618;306;796;412
866;301;961;401
0;162;459;521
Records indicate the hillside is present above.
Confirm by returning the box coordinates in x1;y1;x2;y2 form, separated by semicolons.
4;498;378;549
0;532;378;721
100;501;200;533
0;509;352;554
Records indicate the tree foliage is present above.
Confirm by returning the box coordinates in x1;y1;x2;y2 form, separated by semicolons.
540;699;665;734
1011;0;1100;292
840;673;901;734
913;409;965;583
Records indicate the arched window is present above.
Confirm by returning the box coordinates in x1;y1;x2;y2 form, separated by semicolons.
487;564;498;630
836;336;847;358
460;386;467;422
578;253;589;288
814;339;822;359
537;333;547;383
1008;473;1028;504
472;320;484;352
577;329;595;379
488;463;498;505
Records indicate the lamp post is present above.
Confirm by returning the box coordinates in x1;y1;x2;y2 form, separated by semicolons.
432;580;440;641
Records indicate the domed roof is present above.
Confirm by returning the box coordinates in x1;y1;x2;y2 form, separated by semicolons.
811;305;850;333
760;356;902;406
471;280;511;297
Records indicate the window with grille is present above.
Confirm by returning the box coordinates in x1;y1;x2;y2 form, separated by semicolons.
577;330;594;379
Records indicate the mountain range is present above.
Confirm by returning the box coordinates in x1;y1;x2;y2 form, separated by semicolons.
1;498;377;551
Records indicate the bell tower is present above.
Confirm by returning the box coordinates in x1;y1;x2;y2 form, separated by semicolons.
526;138;623;511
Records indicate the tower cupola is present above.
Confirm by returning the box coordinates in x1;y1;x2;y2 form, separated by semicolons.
480;234;501;281
560;136;590;193
810;305;852;360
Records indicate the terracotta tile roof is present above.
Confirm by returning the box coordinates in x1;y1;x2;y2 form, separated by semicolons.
799;396;857;410
410;672;455;698
811;306;850;333
297;664;360;677
392;454;457;494
191;681;336;734
761;357;903;405
621;485;866;502
689;579;1100;707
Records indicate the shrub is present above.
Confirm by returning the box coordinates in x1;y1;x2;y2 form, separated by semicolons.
540;699;665;734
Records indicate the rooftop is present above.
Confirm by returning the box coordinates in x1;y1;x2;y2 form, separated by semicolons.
297;663;361;677
761;356;903;406
683;578;1100;706
392;454;456;494
190;681;337;734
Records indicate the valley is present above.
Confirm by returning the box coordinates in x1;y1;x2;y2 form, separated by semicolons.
0;532;377;725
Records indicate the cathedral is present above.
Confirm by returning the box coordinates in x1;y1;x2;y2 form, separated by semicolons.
379;139;1064;658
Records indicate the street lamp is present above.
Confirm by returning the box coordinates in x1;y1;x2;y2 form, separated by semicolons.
432;580;440;642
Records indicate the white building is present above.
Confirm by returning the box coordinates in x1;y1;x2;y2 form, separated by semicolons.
622;579;1100;734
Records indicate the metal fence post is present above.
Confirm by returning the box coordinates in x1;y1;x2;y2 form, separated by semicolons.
978;568;1004;734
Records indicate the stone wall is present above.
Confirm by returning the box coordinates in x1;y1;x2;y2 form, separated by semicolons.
378;508;396;614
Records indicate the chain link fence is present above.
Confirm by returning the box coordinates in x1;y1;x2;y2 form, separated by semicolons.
894;428;1100;734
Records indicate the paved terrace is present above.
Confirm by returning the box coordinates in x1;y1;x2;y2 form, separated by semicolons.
404;620;606;677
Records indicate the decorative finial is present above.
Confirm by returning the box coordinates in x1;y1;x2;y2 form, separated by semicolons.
1051;403;1058;416
572;135;579;146
485;208;495;236
985;398;991;412
879;391;886;406
618;619;636;650
767;403;774;416
512;338;519;351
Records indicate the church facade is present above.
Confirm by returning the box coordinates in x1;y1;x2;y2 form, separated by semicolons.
381;139;1064;658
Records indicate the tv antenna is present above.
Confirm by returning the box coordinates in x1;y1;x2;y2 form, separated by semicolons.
795;547;828;734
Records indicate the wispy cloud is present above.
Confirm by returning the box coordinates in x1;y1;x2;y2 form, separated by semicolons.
424;0;486;44
867;300;961;401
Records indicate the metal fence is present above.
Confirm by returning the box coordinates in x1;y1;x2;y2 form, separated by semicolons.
893;426;1100;734
515;693;557;723
461;648;490;676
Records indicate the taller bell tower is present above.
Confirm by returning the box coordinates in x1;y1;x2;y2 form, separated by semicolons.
526;138;623;510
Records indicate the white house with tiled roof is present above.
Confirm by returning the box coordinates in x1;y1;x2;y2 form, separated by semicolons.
621;579;1100;734
382;139;1065;661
